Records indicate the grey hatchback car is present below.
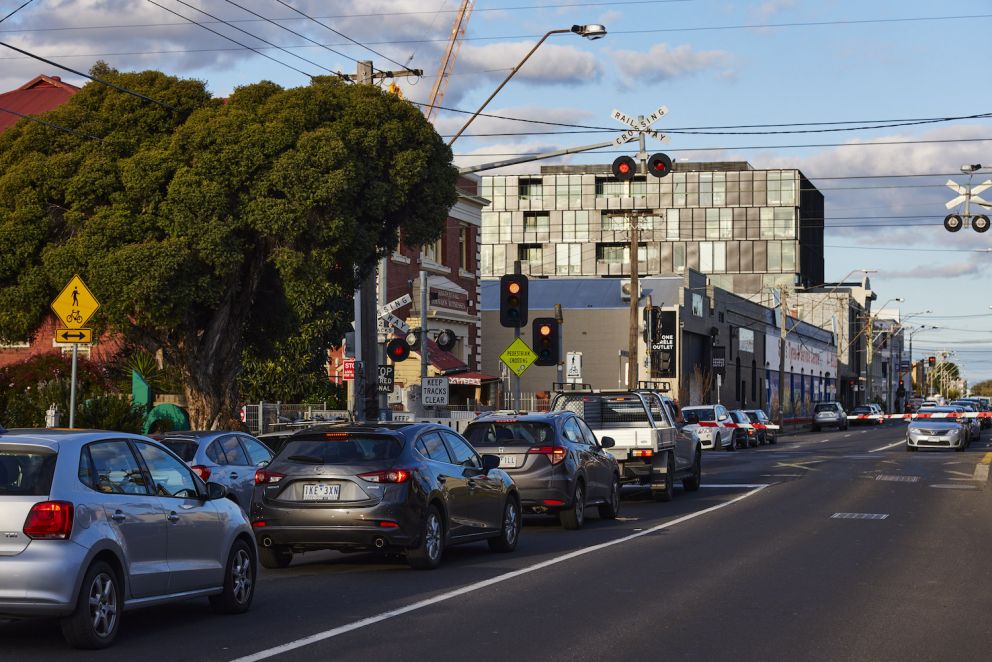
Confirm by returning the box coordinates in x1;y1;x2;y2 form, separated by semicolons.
0;427;256;649
157;431;274;510
462;411;621;529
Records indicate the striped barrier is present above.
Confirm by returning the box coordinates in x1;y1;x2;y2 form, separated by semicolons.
848;411;992;421
695;421;781;431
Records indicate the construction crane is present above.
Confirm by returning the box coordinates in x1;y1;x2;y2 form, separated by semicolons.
424;0;474;121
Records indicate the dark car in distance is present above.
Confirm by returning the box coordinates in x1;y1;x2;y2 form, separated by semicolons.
742;409;776;445
463;411;621;530
250;423;520;570
728;410;757;448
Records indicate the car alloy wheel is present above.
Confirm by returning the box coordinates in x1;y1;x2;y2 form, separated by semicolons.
490;498;521;552
408;505;445;570
425;511;442;561
61;561;121;649
598;476;621;519
231;547;253;605
88;572;118;640
210;539;256;613
561;482;585;529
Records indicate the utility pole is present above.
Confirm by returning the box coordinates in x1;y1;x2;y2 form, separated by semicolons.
554;303;564;385
777;287;788;427
348;60;422;421
627;213;640;389
866;314;873;406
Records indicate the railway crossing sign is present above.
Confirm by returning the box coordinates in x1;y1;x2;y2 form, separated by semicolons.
51;275;99;329
611;105;670;146
945;179;992;210
944;178;992;232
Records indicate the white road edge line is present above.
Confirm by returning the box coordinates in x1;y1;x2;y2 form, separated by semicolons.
869;440;905;453
231;485;769;662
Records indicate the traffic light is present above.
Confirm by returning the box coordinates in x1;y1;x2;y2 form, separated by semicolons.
647;153;672;178
386;338;411;362
928;356;936;367
611;155;637;181
499;274;528;328
532;317;560;366
642;306;659;343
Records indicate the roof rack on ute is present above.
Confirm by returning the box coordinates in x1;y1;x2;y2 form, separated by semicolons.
552;382;593;392
636;381;672;392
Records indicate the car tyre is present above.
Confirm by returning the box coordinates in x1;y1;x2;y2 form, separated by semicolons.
682;449;702;492
653;453;675;503
61;561;121;650
258;544;293;569
725;432;735;451
407;504;445;570
560;481;586;529
599;475;621;519
210;539;256;614
488;496;521;552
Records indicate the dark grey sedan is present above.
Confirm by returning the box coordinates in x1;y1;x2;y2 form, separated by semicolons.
462;411;620;529
250;423;520;570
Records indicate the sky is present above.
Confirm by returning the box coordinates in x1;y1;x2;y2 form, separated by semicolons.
2;1;992;382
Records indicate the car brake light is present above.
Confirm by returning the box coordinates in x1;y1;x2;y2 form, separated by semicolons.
358;469;411;483
255;469;286;485
632;449;653;458
23;501;74;540
252;520;267;528
543;499;565;506
192;465;211;481
378;521;400;528
527;446;566;465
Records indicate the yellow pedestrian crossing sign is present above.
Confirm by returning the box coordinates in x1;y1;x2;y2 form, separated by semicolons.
51;275;100;329
499;337;538;377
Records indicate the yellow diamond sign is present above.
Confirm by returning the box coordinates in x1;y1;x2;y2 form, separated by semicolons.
51;275;100;329
499;337;538;377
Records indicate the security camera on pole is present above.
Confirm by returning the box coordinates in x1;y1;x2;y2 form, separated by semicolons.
944;164;992;233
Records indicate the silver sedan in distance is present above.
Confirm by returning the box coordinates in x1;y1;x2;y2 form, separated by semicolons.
0;427;256;649
906;407;971;451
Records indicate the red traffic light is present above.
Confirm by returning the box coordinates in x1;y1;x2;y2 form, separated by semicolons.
647;153;672;178
386;338;410;362
927;356;936;367
612;156;637;181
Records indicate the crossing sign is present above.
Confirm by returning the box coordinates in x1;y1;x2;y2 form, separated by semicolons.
945;179;992;210
51;275;100;329
499;338;538;378
611;105;670;146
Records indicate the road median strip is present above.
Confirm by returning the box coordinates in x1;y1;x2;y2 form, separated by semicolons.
973;452;992;481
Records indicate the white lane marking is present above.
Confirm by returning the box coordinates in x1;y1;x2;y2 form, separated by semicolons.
760;473;803;477
700;484;769;488
831;513;889;520
819;439;830;443
869;440;905;453
930;484;979;490
875;475;920;482
232;486;769;662
844;434;852;438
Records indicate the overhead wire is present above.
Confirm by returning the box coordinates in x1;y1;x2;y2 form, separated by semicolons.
0;0;34;25
0;105;103;140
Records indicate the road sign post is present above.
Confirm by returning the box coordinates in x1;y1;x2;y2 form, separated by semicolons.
51;275;100;429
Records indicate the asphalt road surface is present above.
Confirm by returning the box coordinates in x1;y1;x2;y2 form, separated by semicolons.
6;422;992;662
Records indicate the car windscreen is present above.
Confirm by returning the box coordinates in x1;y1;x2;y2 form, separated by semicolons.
160;439;198;463
278;435;403;464
0;445;57;496
683;408;715;423
851;407;872;414
464;422;553;447
814;404;837;413
744;411;761;423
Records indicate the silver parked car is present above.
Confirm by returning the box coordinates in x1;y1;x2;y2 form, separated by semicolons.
812;402;848;431
156;431;274;510
0;427;256;649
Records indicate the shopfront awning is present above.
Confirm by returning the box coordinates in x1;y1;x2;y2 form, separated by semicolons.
446;372;500;387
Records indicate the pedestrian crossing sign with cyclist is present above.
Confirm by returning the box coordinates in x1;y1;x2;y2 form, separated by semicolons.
51;274;100;329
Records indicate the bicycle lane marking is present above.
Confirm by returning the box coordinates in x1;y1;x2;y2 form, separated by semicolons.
231;485;769;662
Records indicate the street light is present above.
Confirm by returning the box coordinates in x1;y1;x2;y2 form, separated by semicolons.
447;24;607;145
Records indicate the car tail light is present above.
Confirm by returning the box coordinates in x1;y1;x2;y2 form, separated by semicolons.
192;465;211;481
255;469;286;485
527;445;566;465
378;521;400;528
543;499;565;506
358;469;411;483
632;449;653;458
23;501;74;540
747;429;755;436
252;520;267;528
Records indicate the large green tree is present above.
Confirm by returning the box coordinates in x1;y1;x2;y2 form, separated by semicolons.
0;65;457;428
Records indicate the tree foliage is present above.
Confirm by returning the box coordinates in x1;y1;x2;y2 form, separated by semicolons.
0;65;457;427
970;380;992;397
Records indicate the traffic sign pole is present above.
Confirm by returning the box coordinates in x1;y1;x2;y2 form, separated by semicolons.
69;343;77;429
513;261;522;411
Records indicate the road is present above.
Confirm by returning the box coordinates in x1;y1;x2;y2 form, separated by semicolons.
5;422;992;661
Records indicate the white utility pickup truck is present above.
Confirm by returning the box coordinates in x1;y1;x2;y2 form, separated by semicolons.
550;388;701;502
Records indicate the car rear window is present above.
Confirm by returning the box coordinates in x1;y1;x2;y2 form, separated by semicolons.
0;446;57;496
160;439;198;463
279;435;402;464
814;404;837;413
464;422;553;447
683;408;715;423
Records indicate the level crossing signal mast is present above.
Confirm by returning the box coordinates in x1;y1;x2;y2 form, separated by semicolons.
500;274;529;327
532;318;560;366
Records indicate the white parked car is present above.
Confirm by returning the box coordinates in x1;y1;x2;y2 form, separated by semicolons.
682;405;735;451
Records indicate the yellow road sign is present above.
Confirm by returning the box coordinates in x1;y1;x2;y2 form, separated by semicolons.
51;275;100;329
54;328;93;344
499;337;538;378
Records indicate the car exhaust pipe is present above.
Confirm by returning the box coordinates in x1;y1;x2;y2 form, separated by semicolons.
374;537;386;549
261;537;273;548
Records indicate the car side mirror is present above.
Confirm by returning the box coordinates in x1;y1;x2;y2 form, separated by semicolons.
481;454;501;472
257;460;270;468
719;415;728;421
205;481;228;501
601;436;616;449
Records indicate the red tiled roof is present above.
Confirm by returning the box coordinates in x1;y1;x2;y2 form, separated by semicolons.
424;337;467;374
0;74;80;133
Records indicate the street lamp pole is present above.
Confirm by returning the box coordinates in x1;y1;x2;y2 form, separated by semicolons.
447;24;606;146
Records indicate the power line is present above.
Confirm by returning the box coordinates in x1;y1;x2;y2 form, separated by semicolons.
0;0;34;25
0;105;102;140
144;0;316;80
272;0;418;76
0;39;176;110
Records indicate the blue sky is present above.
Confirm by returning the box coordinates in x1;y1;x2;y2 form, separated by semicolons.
3;1;992;381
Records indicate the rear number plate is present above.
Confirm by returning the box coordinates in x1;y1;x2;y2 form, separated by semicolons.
500;455;518;468
303;484;340;501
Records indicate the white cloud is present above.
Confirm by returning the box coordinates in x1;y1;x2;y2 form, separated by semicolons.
610;43;731;85
883;259;992;279
753;0;796;19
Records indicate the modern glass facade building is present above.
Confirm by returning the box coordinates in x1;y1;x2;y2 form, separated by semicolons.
480;161;824;294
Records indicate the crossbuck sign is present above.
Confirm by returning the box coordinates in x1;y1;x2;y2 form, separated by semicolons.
612;105;670;146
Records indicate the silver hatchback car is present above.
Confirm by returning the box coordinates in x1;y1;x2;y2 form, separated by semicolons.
0;427;256;649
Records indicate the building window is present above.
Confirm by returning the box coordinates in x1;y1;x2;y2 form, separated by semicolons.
699;172;713;207
422;236;443;264
774;207;796;238
713;173;726;206
782;241;796;272
597;243;627;264
518;178;543;200
522;212;550;241
601;213;628;232
767;241;782;271
596;177;646;197
760;207;774;239
555;175;582;209
555;244;582;275
562;210;589;241
673;243;686;271
673;173;686;207
459;226;470;271
518;243;543;265
767;171;797;205
481;244;506;276
666;208;680;240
